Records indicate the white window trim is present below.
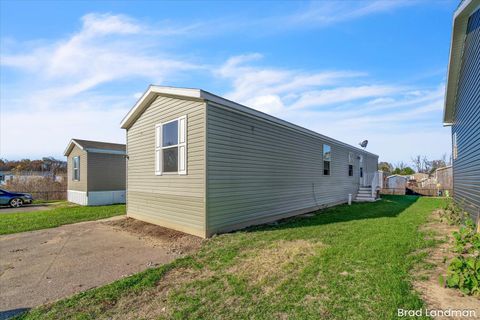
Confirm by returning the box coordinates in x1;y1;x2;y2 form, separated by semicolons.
155;115;187;176
348;152;354;164
73;156;80;181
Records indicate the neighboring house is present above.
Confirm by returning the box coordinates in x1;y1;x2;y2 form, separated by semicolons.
64;139;126;205
443;0;480;225
121;85;380;238
0;172;13;185
0;171;58;184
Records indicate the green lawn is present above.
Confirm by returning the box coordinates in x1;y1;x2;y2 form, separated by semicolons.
0;203;125;235
17;196;445;320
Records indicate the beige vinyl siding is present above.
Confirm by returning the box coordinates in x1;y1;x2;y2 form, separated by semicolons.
87;153;126;191
206;104;378;235
67;145;88;192
126;95;206;237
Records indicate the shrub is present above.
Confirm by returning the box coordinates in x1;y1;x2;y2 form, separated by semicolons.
441;218;480;296
439;199;467;225
441;256;480;296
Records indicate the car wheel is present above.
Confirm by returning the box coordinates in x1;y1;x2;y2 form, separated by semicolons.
9;198;23;208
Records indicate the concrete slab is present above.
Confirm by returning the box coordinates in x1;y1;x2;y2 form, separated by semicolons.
0;216;201;319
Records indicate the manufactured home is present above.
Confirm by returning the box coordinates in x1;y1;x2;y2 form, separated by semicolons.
121;86;380;238
64;139;126;205
443;0;480;226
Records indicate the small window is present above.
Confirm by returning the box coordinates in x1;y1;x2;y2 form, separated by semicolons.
155;116;187;175
348;164;353;176
323;144;331;175
360;167;363;178
73;156;80;181
348;152;354;164
453;132;458;160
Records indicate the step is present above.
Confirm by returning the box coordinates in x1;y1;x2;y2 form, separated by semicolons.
354;198;378;202
356;194;376;198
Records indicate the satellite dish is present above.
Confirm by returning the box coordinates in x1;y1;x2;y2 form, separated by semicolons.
359;140;368;149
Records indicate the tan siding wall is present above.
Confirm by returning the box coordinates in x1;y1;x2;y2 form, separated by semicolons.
127;96;206;237
87;153;126;191
206;104;378;235
66;145;88;192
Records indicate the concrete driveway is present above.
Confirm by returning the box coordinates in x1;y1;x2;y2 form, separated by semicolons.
0;217;202;319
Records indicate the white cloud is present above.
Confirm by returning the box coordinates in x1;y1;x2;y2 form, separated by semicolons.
286;0;414;27
215;55;450;163
1;13;203;158
216;53;367;113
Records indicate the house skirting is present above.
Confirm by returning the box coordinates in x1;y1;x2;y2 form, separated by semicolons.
67;190;126;206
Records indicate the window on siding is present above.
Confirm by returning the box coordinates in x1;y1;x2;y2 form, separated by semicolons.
155;116;187;175
323;144;331;175
348;164;353;176
348;152;354;164
73;156;80;181
453;132;458;160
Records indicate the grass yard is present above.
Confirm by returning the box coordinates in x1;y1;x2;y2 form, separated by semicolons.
17;196;446;320
0;203;125;235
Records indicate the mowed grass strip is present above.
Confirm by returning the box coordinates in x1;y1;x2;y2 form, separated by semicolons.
17;196;445;320
0;203;125;235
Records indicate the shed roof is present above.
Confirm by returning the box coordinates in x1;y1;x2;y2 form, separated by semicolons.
64;139;126;156
386;175;409;180
120;85;378;157
443;0;479;125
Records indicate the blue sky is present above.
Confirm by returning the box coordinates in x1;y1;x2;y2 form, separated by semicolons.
1;0;457;164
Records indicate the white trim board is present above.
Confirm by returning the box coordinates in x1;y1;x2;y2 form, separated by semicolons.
67;190;126;206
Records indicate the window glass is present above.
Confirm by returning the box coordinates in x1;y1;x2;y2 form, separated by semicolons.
73;156;80;180
323;161;330;175
323;144;331;161
360;167;363;178
348;152;354;164
348;165;353;176
163;121;178;147
163;148;178;172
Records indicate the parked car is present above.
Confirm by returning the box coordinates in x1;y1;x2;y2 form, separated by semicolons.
0;189;33;207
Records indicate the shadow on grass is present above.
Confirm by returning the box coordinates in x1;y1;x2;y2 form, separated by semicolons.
244;195;420;234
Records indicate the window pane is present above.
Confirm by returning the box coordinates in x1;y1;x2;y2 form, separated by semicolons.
349;165;353;176
323;144;331;161
163;147;178;172
73;157;80;180
163;121;178;147
323;161;330;175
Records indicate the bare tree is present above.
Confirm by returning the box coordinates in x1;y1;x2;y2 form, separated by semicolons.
411;155;422;173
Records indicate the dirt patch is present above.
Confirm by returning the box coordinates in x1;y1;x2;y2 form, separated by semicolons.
413;210;480;319
105;218;203;255
228;240;323;291
92;239;323;319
